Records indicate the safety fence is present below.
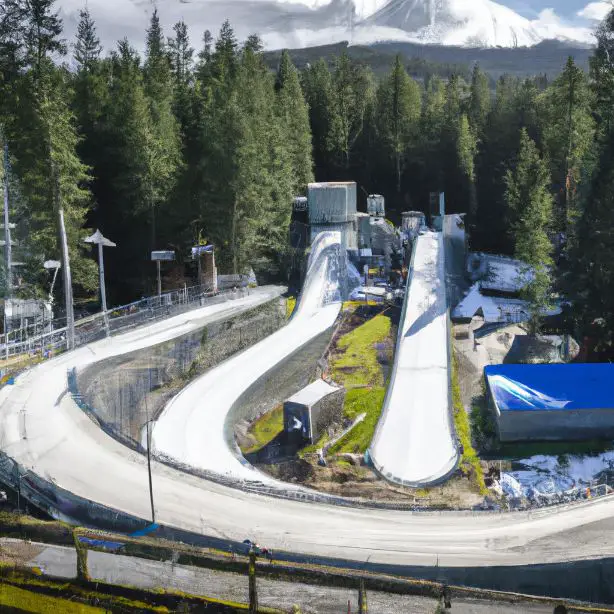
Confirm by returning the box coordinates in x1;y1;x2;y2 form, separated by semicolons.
0;284;248;364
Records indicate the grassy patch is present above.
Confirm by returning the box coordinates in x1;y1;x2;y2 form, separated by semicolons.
322;311;393;453
286;296;297;319
328;388;386;454
0;584;105;613
330;314;391;388
452;353;486;494
241;405;284;454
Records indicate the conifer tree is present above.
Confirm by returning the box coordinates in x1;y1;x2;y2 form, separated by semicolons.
505;129;553;333
329;52;374;169
375;55;421;194
540;57;594;241
275;50;313;194
467;64;490;136
143;10;181;249
73;8;101;71
301;58;335;178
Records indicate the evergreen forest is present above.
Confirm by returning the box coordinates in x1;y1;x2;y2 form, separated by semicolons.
2;0;614;358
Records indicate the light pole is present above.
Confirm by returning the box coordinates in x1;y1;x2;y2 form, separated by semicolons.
151;251;175;298
84;230;116;337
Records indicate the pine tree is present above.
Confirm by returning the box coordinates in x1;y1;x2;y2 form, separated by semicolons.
275;50;313;194
73;8;101;71
143;10;182;250
168;20;193;87
3;0;97;296
574;137;614;357
22;0;65;75
590;7;614;136
301;59;335;178
329;52;374;169
467;64;490;136
375;55;421;195
457;114;478;223
540;57;595;243
211;20;238;86
505;129;554;333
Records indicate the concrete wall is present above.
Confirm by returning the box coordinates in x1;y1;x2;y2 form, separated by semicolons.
497;407;614;442
224;328;335;453
77;298;286;447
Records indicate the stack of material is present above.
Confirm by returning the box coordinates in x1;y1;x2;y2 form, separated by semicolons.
308;182;357;250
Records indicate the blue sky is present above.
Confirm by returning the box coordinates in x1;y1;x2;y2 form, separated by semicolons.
503;0;589;18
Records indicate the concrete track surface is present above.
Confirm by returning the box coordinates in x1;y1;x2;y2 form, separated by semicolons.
370;231;458;486
150;231;343;483
1;232;614;585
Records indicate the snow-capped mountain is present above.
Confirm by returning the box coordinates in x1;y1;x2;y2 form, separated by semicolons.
365;0;543;47
58;0;601;52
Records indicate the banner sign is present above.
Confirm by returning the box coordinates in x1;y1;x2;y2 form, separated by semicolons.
191;245;214;257
151;251;175;261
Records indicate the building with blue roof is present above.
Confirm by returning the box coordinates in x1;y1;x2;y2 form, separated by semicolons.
484;363;614;442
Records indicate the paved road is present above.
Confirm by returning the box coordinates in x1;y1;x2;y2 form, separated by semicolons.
370;231;458;486
151;232;342;483
2;232;614;583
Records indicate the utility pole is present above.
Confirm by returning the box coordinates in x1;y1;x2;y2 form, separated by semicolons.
3;144;12;297
145;367;155;524
58;208;75;350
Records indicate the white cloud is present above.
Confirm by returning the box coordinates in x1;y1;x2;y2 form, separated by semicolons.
577;1;613;21
531;7;595;44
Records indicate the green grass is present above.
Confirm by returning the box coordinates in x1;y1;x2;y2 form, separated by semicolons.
451;353;486;494
286;296;297;319
330;314;391;388
241;405;284;454
0;584;105;613
323;312;392;453
328;388;387;454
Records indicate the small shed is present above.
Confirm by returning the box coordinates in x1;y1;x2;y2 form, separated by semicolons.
284;379;345;444
485;363;614;442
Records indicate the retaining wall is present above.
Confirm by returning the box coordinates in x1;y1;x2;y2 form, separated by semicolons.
76;298;286;446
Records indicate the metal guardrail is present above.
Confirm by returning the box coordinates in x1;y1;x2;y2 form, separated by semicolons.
0;284;246;364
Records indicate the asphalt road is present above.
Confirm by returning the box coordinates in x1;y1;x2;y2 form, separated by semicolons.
370;231;458;486
1;231;614;586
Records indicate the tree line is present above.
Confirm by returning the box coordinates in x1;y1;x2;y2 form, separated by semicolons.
1;0;614;358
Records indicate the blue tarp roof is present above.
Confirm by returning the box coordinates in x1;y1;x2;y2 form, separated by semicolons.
485;363;614;412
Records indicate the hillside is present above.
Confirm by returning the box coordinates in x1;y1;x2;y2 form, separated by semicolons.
265;39;593;80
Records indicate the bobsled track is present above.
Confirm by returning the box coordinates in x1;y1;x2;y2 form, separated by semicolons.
2;231;614;596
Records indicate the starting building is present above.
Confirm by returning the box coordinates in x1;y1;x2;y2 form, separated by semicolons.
485;363;614;442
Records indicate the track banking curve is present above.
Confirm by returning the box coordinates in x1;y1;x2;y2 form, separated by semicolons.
150;231;343;483
370;231;458;486
1;232;614;573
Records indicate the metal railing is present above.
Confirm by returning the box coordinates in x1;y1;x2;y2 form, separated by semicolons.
0;283;247;364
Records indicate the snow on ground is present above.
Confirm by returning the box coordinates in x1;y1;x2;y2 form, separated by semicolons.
503;451;614;499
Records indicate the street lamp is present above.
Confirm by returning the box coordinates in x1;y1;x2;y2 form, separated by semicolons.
151;251;175;297
84;230;116;336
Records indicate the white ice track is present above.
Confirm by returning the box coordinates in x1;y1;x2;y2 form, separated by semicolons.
3;231;614;569
370;231;458;486
151;231;342;483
